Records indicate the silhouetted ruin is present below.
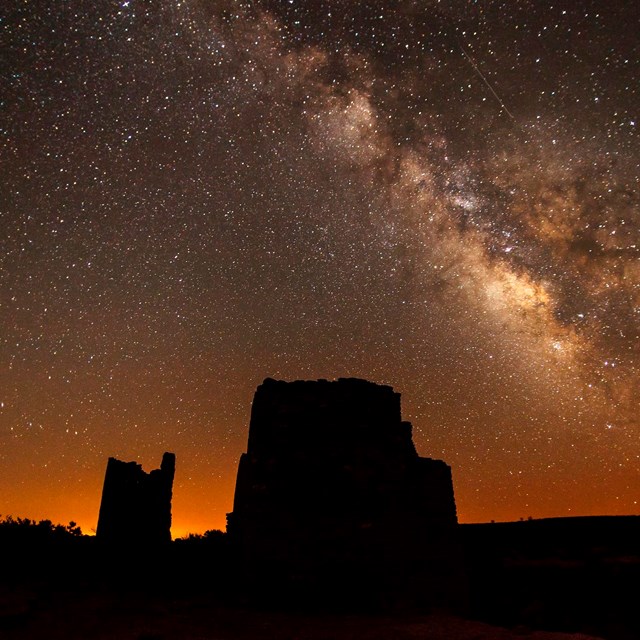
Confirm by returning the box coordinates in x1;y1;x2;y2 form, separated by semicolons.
228;378;465;607
97;452;175;545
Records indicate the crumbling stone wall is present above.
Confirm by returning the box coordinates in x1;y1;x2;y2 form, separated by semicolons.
97;452;175;545
228;378;464;607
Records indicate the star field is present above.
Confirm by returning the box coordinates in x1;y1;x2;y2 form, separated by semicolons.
2;0;638;535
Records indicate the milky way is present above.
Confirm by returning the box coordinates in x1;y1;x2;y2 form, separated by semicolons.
2;0;638;535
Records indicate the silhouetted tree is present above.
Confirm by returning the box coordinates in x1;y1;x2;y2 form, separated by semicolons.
0;515;84;542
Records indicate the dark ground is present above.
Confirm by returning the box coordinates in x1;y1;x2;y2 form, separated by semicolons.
460;517;640;640
0;516;638;640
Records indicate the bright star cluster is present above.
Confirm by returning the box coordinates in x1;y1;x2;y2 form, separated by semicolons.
2;1;638;535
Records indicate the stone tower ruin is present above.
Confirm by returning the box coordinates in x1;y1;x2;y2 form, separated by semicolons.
97;452;175;545
228;378;464;606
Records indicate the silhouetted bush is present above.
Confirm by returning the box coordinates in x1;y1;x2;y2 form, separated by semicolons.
0;515;84;543
0;514;94;590
175;528;226;545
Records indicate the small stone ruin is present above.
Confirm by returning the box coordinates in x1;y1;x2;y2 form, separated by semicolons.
97;452;175;545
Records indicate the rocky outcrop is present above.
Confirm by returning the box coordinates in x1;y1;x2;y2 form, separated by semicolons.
228;378;465;607
97;452;175;545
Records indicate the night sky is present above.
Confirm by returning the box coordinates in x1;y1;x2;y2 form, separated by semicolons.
2;0;638;536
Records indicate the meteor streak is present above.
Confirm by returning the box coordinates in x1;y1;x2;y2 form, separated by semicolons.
459;43;516;122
